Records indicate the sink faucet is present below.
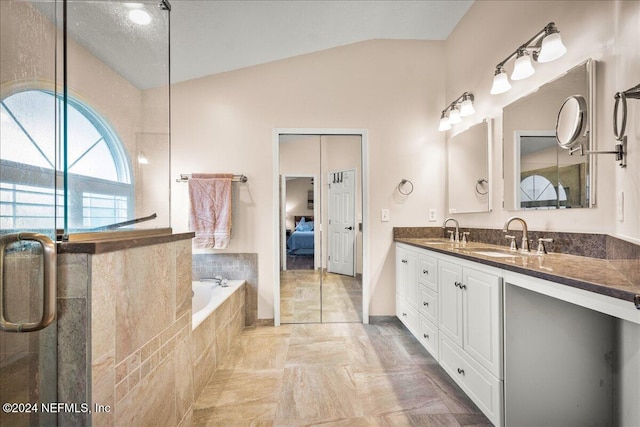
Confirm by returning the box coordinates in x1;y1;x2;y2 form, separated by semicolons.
442;217;460;243
503;216;530;252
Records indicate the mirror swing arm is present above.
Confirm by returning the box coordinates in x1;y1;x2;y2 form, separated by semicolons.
556;82;640;168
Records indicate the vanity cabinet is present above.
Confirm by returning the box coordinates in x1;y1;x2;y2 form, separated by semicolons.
396;244;503;426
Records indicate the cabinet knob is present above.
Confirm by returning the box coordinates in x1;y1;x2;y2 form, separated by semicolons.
423;269;428;275
454;281;461;288
460;283;467;290
423;301;429;306
423;333;429;339
402;313;407;317
457;368;465;375
402;259;408;264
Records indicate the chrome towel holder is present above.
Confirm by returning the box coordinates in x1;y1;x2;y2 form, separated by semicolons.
398;179;414;195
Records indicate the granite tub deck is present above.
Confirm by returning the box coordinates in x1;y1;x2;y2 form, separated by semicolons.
394;237;640;309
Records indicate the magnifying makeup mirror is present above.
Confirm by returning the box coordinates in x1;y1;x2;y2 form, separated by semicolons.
556;95;587;149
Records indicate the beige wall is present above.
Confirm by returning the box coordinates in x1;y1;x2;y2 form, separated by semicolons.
444;1;640;240
171;39;447;318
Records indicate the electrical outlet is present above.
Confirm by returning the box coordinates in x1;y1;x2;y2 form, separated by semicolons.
381;209;390;222
617;191;624;222
428;209;437;222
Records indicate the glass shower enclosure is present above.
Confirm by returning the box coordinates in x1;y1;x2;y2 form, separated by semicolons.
0;1;170;425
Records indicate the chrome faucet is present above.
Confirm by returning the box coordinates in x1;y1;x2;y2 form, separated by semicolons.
201;275;229;287
442;217;460;243
503;216;530;252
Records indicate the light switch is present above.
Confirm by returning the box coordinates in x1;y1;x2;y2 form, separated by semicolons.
381;209;390;222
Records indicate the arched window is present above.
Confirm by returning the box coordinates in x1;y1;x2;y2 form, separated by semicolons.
0;89;133;231
520;174;567;210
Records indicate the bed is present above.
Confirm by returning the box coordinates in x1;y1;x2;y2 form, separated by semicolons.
287;216;315;256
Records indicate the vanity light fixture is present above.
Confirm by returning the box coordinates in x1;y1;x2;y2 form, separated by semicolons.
438;92;475;131
490;22;567;95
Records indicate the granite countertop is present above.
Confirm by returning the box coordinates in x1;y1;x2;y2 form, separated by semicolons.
395;237;640;309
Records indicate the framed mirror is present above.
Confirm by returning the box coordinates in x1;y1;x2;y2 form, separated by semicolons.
447;120;491;213
503;59;595;210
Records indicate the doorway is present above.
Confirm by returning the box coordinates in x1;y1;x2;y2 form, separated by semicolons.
273;129;369;326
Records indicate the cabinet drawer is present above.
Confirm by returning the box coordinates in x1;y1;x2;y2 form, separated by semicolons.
397;296;418;335
418;254;437;291
419;315;439;361
419;285;438;325
439;335;503;427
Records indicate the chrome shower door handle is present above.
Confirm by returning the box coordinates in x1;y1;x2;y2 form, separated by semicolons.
0;233;57;333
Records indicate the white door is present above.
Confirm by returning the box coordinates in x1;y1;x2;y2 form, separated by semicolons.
328;169;356;276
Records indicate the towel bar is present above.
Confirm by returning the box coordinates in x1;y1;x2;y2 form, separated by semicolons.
176;174;248;183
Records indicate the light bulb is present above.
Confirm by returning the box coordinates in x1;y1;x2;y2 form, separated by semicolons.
459;98;475;117
490;68;511;95
448;107;461;124
129;9;151;25
438;115;451;131
511;51;535;80
537;32;567;63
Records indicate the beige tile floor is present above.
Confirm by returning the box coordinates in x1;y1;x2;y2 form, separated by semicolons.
192;318;492;426
280;270;363;324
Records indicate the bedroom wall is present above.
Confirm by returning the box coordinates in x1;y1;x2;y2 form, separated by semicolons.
443;0;640;243
285;178;314;230
171;39;446;319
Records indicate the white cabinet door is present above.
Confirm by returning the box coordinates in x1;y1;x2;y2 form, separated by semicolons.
396;245;417;303
419;315;439;360
438;260;464;347
419;285;438;325
463;266;503;378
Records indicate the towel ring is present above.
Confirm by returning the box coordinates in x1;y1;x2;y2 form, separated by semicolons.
475;179;488;195
398;179;414;196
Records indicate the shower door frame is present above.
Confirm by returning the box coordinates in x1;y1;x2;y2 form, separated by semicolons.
272;128;369;326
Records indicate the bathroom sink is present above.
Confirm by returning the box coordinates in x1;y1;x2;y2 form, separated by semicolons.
470;250;519;258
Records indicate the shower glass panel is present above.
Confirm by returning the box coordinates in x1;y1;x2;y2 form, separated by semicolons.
0;1;59;426
64;0;171;236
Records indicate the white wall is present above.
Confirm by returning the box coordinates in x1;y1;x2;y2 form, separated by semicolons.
444;1;639;241
171;39;446;319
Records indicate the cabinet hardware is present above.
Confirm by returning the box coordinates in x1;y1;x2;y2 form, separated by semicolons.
423;301;429;306
454;281;461;288
423;269;429;274
457;368;465;375
460;283;467;290
423;333;429;339
402;259;408;264
402;313;407;317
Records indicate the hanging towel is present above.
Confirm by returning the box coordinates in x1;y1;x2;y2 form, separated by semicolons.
188;173;234;249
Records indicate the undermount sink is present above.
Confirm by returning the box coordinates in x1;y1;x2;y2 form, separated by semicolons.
469;248;537;258
471;250;520;258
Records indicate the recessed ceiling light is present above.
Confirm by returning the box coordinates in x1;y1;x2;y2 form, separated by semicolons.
129;9;151;25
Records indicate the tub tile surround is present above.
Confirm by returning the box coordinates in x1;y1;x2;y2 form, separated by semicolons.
192;253;257;326
394;227;640;303
192;281;246;398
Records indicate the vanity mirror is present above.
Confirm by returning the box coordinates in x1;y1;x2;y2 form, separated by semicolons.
503;59;595;210
447;120;491;213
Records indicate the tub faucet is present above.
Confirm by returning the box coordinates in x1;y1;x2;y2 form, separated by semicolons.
503;216;530;252
442;217;460;243
201;276;229;287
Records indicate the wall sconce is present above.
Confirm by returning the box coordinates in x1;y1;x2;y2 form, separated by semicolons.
490;22;567;95
438;92;475;131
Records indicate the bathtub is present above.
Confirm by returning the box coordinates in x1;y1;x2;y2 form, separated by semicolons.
192;280;245;330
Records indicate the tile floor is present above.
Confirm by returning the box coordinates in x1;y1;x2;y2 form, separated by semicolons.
280;270;363;324
192;317;492;426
